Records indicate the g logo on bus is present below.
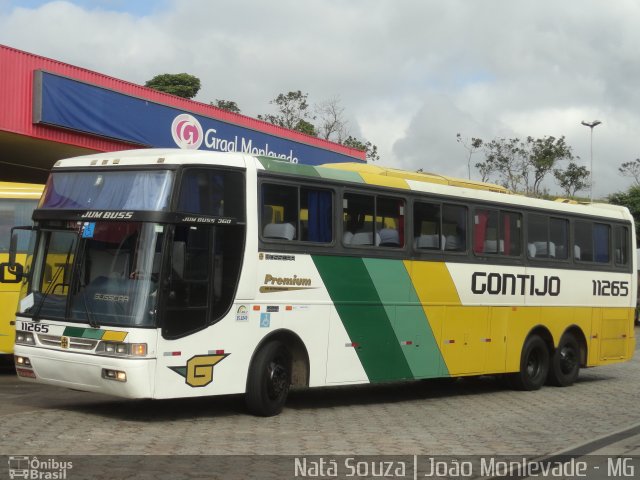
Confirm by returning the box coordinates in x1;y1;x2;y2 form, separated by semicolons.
60;336;69;349
169;353;229;388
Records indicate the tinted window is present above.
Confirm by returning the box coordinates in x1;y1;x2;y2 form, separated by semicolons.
343;193;404;248
413;202;441;250
614;226;630;266
528;214;566;260
574;221;610;263
178;169;245;219
474;209;521;256
442;205;467;252
262;183;333;243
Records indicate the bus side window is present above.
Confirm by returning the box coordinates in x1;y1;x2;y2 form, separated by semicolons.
473;208;499;254
163;225;211;338
442;204;466;252
574;221;594;262
615;225;630;265
261;184;298;241
413;202;442;250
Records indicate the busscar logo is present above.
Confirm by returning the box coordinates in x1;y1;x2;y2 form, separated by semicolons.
171;113;203;150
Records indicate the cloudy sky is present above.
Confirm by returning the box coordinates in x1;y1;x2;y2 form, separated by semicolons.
1;0;639;198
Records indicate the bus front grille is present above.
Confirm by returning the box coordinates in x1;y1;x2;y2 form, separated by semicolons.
38;334;98;351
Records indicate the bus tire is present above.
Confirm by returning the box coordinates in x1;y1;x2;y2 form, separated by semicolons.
547;333;580;387
245;341;291;417
510;335;549;391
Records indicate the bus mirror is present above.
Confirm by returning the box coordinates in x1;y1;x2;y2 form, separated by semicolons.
7;226;35;266
8;230;18;266
0;262;24;283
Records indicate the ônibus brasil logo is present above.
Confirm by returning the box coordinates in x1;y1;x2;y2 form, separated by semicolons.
171;113;203;149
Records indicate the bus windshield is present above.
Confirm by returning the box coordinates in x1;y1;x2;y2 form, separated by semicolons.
39;170;174;211
23;222;163;327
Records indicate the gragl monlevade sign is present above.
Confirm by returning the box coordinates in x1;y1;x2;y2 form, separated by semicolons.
33;71;361;166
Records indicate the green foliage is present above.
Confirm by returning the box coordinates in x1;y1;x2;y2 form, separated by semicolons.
212;99;241;114
609;185;640;239
258;90;315;131
145;73;201;99
553;162;590;197
259;91;379;161
475;135;576;196
294;119;317;136
343;136;380;162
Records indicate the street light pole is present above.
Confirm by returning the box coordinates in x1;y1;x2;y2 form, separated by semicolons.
581;120;602;201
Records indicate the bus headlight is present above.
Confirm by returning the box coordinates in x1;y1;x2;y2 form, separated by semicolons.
96;342;147;357
102;369;127;382
15;331;35;345
15;356;32;367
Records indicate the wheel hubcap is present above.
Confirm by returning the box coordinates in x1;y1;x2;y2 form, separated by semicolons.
526;350;541;378
267;360;288;399
559;346;577;375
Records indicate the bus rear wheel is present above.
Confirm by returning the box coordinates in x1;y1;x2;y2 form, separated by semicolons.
510;335;549;391
547;333;580;387
245;341;291;417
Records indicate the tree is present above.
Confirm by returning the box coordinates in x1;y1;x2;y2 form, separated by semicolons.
456;133;483;180
343;136;380;162
619;158;640;186
527;136;575;196
476;135;576;196
609;185;640;239
258;90;315;132
212;99;241;114
475;159;494;183
553;162;590;197
294;119;317;136
145;73;201;99
477;137;526;192
316;96;348;142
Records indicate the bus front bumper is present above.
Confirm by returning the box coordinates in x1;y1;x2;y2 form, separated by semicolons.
14;345;156;399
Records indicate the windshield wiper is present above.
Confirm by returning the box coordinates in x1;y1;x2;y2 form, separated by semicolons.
73;245;100;329
31;239;75;321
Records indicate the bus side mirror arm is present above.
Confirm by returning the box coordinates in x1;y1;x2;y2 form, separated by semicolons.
8;229;18;266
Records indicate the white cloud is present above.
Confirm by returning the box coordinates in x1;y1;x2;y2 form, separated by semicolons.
2;0;640;197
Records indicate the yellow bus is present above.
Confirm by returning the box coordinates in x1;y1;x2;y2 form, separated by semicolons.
5;150;636;416
0;182;43;359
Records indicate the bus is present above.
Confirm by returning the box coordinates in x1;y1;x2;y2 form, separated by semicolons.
4;149;635;416
0;182;44;360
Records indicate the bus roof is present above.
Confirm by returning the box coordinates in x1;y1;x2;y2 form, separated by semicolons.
49;149;632;222
0;181;44;199
255;156;632;222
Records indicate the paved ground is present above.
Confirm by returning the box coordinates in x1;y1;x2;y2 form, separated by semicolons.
1;329;639;458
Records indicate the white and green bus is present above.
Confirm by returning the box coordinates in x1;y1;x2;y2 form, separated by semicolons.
5;149;635;416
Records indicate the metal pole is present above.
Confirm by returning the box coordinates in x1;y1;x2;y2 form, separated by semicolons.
581;120;601;202
589;127;593;201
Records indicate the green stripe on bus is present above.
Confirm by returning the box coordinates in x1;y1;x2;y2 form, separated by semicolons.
315;167;365;184
311;255;413;382
62;327;104;339
362;258;446;378
82;329;104;340
257;157;320;177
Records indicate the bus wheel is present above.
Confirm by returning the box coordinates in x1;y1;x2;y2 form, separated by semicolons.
245;341;291;417
510;335;549;391
547;333;580;387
